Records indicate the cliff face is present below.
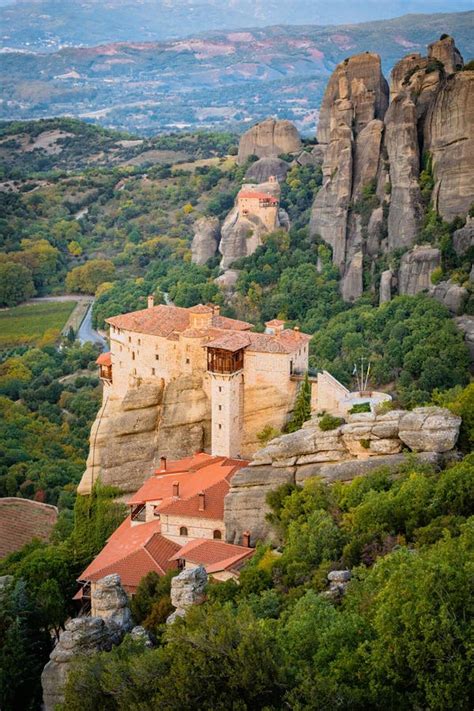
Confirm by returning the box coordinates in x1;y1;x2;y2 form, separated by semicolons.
78;377;211;496
237;118;302;165
310;36;473;303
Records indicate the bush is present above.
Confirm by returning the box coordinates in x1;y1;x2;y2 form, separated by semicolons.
319;413;344;431
349;402;371;414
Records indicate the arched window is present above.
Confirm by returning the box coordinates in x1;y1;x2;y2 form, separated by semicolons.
179;526;188;536
213;529;222;540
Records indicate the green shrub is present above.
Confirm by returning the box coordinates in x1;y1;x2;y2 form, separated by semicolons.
319;413;344;431
349;402;371;414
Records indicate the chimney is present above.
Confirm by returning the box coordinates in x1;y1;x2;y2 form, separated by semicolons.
294;326;300;332
160;456;167;471
147;295;154;309
213;304;221;316
172;481;179;498
242;530;251;547
198;491;205;511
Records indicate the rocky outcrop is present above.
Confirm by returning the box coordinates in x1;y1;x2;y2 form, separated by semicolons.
42;575;134;711
310;36;472;302
224;407;460;544
455;315;474;362
166;565;207;624
237;118;302;165
379;269;393;304
78;376;211;495
398;407;461;452
219;178;288;270
398;246;441;295
430;280;468;315
191;216;220;265
244;156;290;183
322;570;352;600
425;70;474;222
91;574;133;638
453;216;474;256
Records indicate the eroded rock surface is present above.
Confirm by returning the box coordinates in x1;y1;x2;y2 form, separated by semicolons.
398;246;441;295
244;156;290;183
225;407;460;544
191;216;220;265
42;575;133;711
237;118;302;164
167;566;207;624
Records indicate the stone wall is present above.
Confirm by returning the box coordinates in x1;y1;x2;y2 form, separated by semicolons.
224;407;461;545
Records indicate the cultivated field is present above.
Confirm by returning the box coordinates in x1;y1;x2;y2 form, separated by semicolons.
0;301;76;348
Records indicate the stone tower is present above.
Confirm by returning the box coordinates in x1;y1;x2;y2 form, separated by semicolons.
206;336;247;458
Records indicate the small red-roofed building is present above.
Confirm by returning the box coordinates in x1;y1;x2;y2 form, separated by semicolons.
76;454;250;603
170;538;255;581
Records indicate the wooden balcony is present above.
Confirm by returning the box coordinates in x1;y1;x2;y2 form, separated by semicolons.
96;352;112;383
207;347;244;375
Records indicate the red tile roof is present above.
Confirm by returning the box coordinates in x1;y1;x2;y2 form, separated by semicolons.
128;454;247;511
265;319;286;327
206;332;251;352
239;191;278;204
170;538;254;574
79;516;180;593
160;479;230;519
96;352;111;365
106;304;252;337
0;498;58;559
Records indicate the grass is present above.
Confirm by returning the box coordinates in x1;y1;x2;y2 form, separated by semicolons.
0;301;77;348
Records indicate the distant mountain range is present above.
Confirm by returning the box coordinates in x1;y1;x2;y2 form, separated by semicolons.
1;11;473;135
1;1;474;52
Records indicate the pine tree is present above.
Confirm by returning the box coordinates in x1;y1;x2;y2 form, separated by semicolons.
287;371;312;432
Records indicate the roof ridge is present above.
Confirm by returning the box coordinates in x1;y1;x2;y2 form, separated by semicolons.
0;497;58;513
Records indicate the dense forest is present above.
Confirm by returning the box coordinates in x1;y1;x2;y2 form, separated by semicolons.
0;117;473;710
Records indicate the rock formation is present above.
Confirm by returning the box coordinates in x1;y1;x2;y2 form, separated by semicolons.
398;246;441;295
430;280;468;315
455;315;474;362
224;407;461;544
309;36;473;304
379;269;393;304
237;118;302;165
78;377;211;495
219;177;289;270
42;575;134;711
166;565;207;624
322;570;352;600
244;156;290;184
453;216;474;256
191;216;220;265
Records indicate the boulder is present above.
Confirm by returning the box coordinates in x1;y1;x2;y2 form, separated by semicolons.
42;618;113;711
91;574;133;637
191;216;220;265
453;216;474;256
244;156;290;183
430;280;468;315
167;566;207;623
455;315;474;362
237;118;302;164
399;407;461;452
398;246;441;295
428;35;464;75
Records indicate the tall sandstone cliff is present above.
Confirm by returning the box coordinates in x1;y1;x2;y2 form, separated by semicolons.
310;36;473;302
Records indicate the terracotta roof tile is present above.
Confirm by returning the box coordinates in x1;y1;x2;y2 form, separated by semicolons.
239;191;278;203
205;332;251;352
96;352;111;365
159;479;230;519
170;538;254;573
0;498;57;558
189;304;214;314
106;304;252;337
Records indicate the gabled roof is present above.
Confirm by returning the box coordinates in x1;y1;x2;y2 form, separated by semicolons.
79;516;180;591
239;190;278;203
0;498;58;558
159;479;230;520
106;304;252;337
96;352;111;366
170;538;254;574
128;454;247;510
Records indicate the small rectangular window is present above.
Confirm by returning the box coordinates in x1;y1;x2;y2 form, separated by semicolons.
218;405;222;411
132;352;135;360
218;386;222;393
128;336;131;343
218;424;222;430
155;354;159;361
186;358;190;364
138;339;141;346
152;368;155;375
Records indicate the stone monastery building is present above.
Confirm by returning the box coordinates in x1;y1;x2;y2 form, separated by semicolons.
98;300;310;459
